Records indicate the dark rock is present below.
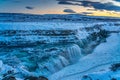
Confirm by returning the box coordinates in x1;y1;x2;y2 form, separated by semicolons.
25;76;48;80
110;63;120;71
2;76;16;80
82;75;92;80
111;78;117;80
39;76;48;80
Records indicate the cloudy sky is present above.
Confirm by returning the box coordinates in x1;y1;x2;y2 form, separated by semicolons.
0;0;120;17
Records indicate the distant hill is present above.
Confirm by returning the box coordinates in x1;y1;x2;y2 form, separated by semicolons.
0;13;120;22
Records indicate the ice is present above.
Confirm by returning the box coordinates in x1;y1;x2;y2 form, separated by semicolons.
0;13;120;80
49;33;120;80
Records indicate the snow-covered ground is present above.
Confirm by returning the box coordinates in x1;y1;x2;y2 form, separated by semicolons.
0;14;120;80
49;33;120;80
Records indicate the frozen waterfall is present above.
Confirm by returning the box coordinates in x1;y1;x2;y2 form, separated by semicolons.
61;44;82;63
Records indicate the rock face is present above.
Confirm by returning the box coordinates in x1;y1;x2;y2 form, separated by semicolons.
0;23;80;47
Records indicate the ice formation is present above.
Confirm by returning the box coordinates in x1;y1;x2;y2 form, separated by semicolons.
0;13;120;80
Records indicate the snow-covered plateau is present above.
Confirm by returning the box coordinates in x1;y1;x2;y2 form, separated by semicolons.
0;13;120;80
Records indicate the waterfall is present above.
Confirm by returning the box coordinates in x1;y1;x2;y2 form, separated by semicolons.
37;55;69;75
77;39;90;48
61;44;82;63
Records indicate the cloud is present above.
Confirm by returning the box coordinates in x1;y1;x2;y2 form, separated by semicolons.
25;6;34;10
58;1;74;5
63;9;76;13
81;12;93;15
57;0;81;5
87;8;98;11
57;0;120;11
79;1;120;11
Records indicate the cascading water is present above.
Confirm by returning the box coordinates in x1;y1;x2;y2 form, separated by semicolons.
61;44;82;63
36;55;69;75
0;21;113;80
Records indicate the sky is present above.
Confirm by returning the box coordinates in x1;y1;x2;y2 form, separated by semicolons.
0;0;120;17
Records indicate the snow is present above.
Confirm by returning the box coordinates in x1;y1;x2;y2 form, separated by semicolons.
0;22;119;46
0;13;120;80
49;33;120;80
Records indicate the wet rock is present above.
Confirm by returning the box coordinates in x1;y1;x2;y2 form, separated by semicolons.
111;78;117;80
24;76;38;80
110;63;120;71
24;76;48;80
81;75;92;80
2;76;16;80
